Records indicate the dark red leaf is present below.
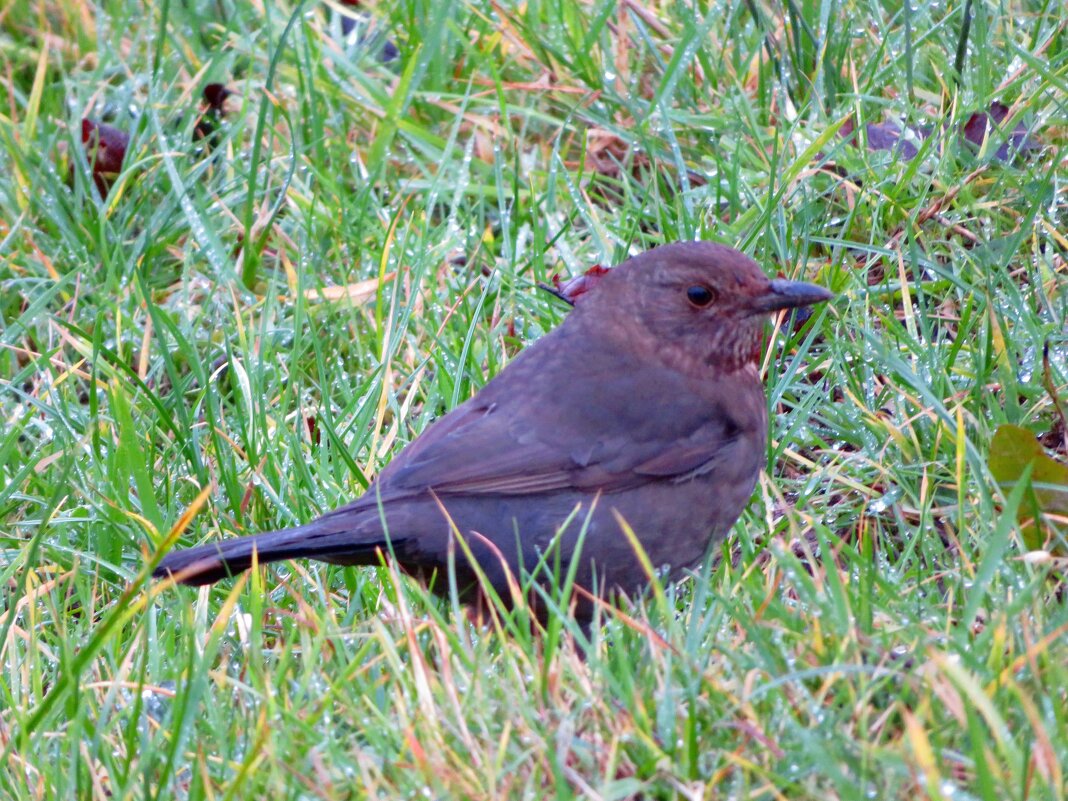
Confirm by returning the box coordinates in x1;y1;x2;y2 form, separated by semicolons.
549;264;611;305
305;415;321;445
839;117;930;160
80;118;129;193
81;118;128;175
195;84;234;150
961;102;1038;161
839;102;1038;164
380;39;400;63
202;83;233;112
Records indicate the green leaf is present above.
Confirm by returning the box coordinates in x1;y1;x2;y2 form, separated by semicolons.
988;424;1068;550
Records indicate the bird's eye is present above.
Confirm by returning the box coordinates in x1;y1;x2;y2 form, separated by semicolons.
686;285;716;307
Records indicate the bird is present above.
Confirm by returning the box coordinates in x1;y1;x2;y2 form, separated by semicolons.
153;241;832;622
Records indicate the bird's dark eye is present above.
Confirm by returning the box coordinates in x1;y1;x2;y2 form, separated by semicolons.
686;285;715;307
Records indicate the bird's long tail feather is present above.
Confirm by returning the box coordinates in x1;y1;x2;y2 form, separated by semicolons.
152;516;388;586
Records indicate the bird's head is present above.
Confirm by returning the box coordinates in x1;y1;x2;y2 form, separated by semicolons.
573;241;833;374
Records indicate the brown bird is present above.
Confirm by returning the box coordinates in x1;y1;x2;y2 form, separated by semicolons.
154;242;831;621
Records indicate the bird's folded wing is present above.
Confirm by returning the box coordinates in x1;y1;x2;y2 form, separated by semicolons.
377;362;756;498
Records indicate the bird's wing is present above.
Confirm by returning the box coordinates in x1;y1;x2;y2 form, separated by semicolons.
372;339;762;500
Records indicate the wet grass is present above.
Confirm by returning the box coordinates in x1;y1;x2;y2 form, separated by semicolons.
1;0;1066;798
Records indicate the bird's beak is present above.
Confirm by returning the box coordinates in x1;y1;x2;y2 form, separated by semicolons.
749;279;833;314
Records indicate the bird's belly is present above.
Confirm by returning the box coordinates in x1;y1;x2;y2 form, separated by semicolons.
382;465;757;602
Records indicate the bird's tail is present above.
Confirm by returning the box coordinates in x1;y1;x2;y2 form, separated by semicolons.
152;513;388;586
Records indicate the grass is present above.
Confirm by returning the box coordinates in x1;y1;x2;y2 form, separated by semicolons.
1;0;1066;798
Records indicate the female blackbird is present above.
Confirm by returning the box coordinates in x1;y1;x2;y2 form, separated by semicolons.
154;242;831;618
